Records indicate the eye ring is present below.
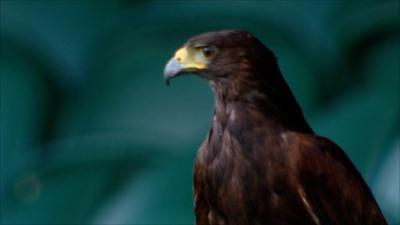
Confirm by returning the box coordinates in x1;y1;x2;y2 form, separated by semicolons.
201;46;216;57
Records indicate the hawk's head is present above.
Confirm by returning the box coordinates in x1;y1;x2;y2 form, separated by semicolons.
163;30;277;85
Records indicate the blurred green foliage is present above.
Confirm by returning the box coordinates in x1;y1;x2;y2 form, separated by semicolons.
1;1;399;224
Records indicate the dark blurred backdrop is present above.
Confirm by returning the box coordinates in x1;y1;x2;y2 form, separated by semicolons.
1;1;399;224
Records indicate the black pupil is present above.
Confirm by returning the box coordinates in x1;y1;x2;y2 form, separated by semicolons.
202;47;214;57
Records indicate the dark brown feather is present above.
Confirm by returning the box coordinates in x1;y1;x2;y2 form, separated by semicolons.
180;30;387;225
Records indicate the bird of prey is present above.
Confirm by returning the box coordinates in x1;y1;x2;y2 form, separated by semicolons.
163;30;387;225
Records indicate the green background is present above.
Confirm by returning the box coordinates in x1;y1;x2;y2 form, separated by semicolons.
1;1;399;224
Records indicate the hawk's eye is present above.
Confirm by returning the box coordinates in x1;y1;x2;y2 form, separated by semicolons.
201;46;216;57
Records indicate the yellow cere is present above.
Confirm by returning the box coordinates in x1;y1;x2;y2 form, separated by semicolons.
174;47;207;69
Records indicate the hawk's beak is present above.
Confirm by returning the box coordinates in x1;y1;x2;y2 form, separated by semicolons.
163;47;207;86
164;58;183;86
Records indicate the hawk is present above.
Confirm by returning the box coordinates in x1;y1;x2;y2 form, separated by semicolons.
164;30;387;225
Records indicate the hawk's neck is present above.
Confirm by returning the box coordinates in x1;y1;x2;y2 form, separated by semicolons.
209;78;313;136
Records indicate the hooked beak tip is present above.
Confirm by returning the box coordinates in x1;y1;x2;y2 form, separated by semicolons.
165;77;171;86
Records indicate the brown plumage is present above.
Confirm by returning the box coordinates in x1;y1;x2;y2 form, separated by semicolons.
164;30;387;225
